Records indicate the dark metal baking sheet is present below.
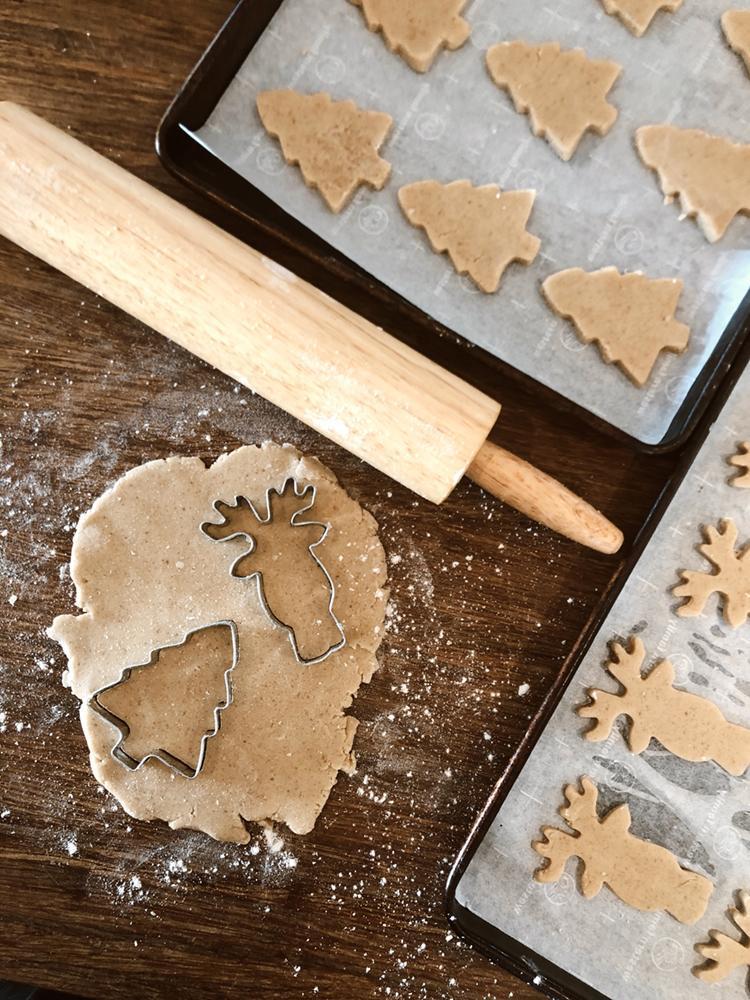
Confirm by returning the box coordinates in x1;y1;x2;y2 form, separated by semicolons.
156;0;750;453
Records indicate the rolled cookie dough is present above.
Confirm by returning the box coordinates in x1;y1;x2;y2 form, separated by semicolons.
49;443;389;843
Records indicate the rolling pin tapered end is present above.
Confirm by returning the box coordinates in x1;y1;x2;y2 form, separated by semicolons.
467;440;624;555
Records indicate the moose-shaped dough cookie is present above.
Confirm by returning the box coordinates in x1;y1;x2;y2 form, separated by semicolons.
673;519;750;628
695;890;750;983
578;636;750;775
533;777;713;923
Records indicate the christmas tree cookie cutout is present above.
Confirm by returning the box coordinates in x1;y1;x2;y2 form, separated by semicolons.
256;90;392;213
695;890;750;983
636;125;750;242
723;10;750;76
730;442;750;488
674;519;750;628
486;41;621;161
398;179;540;293
542;267;689;386
597;0;683;37
90;621;238;779
578;636;750;775
202;479;345;664
534;777;713;923
350;0;470;73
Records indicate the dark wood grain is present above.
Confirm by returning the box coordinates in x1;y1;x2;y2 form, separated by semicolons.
0;3;681;998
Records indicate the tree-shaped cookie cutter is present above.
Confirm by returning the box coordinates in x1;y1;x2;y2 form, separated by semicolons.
201;478;346;665
88;619;239;779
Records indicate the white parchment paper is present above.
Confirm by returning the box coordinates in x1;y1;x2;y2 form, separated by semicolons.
194;0;750;444
455;360;750;1000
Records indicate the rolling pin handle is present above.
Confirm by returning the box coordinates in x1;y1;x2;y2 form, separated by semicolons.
466;440;624;555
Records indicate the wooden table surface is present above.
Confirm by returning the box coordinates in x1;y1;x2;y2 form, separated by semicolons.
0;2;684;998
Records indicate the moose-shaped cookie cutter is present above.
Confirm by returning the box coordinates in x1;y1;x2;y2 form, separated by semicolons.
88;619;239;779
200;477;346;665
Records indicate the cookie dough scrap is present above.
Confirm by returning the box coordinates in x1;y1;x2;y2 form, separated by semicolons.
673;519;750;629
398;179;540;293
48;443;389;844
533;777;713;923
486;41;621;160
636;124;750;242
695;890;750;983
597;0;683;36
722;10;750;76
542;266;689;386
350;0;470;72
578;635;750;775
256;90;392;213
730;442;750;488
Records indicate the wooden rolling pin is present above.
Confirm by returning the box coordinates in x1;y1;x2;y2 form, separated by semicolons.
0;102;622;554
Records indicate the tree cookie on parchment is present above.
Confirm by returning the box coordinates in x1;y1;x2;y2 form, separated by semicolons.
597;0;683;36
541;266;690;386
256;90;392;213
486;41;621;161
636;124;750;242
398;179;540;293
349;0;470;73
722;10;750;76
49;443;389;844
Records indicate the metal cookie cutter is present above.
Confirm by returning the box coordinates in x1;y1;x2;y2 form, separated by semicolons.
201;477;346;665
88;619;239;779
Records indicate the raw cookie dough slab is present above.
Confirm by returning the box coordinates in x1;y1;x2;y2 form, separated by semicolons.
722;10;750;75
598;0;683;36
49;443;389;844
398;179;540;293
349;0;470;72
636;125;750;242
256;90;392;213
485;41;621;161
541;266;689;386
